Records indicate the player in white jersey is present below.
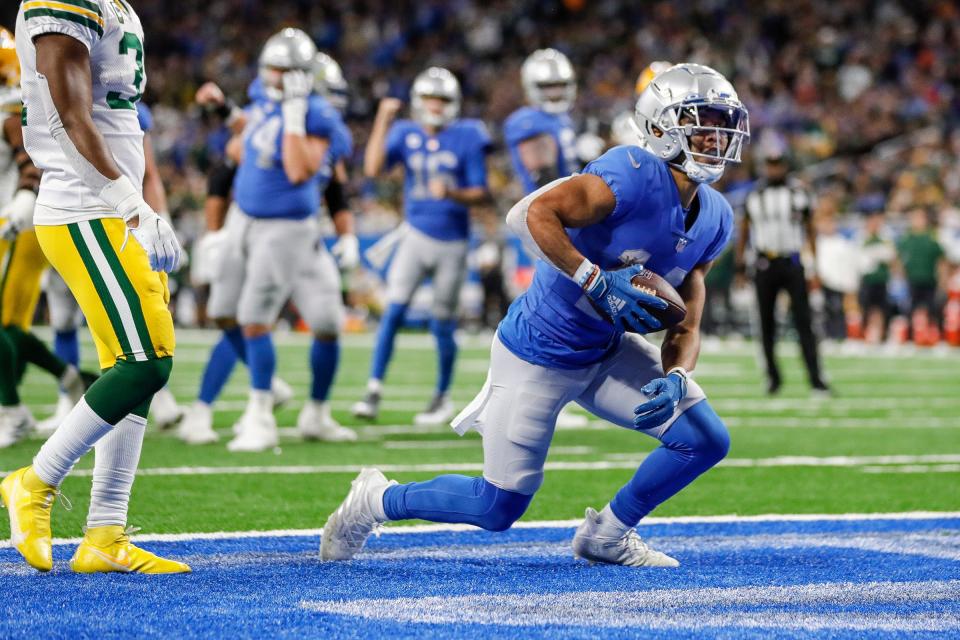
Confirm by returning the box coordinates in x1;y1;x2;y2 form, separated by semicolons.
36;100;183;435
0;26;95;447
2;0;188;574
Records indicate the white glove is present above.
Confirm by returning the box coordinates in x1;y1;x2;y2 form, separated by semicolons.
190;229;229;284
99;175;182;273
0;189;37;240
331;232;360;270
281;70;313;136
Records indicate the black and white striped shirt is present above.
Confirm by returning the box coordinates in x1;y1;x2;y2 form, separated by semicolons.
744;179;812;256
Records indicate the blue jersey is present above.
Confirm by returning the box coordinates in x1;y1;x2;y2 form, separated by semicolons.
136;102;152;132
498;146;734;369
386;119;491;241
504;106;578;195
234;92;347;219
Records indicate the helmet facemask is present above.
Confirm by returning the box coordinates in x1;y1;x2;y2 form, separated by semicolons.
410;68;461;128
257;28;317;102
521;48;576;114
634;63;750;184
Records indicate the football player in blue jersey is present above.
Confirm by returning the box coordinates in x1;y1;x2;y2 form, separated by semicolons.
504;48;579;194
178;51;359;448
196;29;353;452
504;48;591;430
352;67;492;425
322;63;750;568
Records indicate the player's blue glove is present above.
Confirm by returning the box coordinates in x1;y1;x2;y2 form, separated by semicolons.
633;369;688;430
579;263;667;334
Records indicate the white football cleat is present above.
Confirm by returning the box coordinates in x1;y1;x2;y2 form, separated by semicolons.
271;377;294;410
572;507;679;568
226;392;277;452
177;402;219;445
0;405;35;448
556;405;588;428
320;468;395;561
297;402;357;442
413;393;454;426
35;392;73;436
150;387;184;430
351;390;381;420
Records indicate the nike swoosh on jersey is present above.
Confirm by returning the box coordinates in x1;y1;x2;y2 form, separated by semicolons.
626;150;642;169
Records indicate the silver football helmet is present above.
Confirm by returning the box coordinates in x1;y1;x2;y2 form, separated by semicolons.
634;63;750;184
314;52;348;112
521;48;576;114
410;67;461;128
258;28;318;101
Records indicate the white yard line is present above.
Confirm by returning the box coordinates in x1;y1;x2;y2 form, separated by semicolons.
2;511;958;549
7;453;960;480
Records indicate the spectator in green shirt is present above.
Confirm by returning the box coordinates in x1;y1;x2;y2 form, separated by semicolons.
859;210;895;341
897;207;947;320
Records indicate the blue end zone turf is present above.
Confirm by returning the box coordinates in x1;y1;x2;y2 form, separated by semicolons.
3;516;959;638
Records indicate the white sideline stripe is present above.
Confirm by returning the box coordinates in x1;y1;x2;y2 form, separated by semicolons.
299;581;960;631
2;511;958;549
76;221;147;361
6;453;959;479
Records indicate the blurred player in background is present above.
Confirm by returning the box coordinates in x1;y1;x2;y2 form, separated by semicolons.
0;27;95;447
200;29;354;452
323;63;750;568
611;61;672;147
352;67;492;425
503;48;588;428
179;46;358;447
36;100;183;435
3;0;186;573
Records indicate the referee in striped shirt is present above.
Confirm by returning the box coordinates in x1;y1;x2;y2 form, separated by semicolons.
735;151;830;395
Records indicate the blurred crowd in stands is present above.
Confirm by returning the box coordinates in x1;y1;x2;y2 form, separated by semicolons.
5;0;958;343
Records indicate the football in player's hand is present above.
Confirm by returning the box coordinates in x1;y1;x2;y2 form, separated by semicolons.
631;269;687;328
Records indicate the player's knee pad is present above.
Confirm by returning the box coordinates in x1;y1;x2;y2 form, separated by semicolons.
666;400;730;467
476;479;533;532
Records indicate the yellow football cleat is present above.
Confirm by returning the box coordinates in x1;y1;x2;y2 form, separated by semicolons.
69;525;192;574
0;466;57;572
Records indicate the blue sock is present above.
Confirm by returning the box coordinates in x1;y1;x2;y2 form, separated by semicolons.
54;330;79;368
383;475;532;532
223;326;247;364
609;401;730;527
430;318;457;394
310;338;339;402
244;333;275;392
370;303;407;381
198;333;240;405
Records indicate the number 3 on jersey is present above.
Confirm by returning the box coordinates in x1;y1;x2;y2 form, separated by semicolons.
107;32;145;110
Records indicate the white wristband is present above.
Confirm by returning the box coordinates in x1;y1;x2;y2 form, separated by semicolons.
282;99;308;136
574;258;596;289
98;175;142;221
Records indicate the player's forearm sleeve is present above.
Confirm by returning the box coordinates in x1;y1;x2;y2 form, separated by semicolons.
505;175;574;272
324;176;348;215
207;161;237;199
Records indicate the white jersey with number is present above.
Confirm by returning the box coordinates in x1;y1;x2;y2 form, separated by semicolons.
15;0;146;224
